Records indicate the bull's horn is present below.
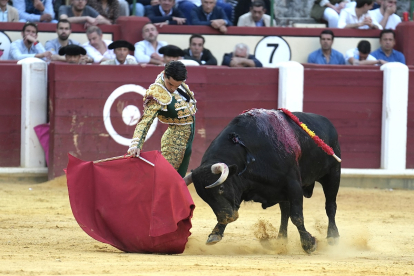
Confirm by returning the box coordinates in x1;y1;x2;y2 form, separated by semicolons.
205;163;229;189
184;173;193;186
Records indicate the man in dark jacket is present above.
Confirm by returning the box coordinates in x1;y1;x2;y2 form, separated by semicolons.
183;34;217;65
191;0;232;33
147;0;187;25
222;43;262;67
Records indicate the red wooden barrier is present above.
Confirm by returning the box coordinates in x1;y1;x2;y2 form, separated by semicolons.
0;64;21;166
47;64;279;178
303;65;383;169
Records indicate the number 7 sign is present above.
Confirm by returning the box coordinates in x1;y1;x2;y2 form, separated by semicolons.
254;36;291;68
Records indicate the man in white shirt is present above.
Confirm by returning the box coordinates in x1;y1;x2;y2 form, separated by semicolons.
368;0;400;30
344;40;385;65
134;23;167;65
337;0;382;29
82;26;114;63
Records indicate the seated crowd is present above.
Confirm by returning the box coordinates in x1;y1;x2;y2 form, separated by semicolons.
0;0;407;66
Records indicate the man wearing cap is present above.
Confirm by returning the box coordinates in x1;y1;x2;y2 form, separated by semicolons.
101;40;138;65
58;44;90;64
159;44;184;64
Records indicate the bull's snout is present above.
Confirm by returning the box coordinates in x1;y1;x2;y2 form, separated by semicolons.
216;210;239;224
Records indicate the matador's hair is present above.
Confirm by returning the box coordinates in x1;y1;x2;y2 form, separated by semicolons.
164;61;187;81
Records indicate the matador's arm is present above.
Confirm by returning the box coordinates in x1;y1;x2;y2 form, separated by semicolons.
129;100;162;151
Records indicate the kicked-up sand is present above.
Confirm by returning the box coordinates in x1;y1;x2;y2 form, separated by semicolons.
0;175;413;275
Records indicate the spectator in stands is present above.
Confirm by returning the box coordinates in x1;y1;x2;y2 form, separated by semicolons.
345;40;384;65
83;26;114;63
147;0;187;25
14;0;56;22
0;0;19;22
159;44;185;64
88;0;119;24
134;22;167;65
371;29;405;64
45;19;81;62
233;0;270;26
59;0;112;27
58;44;91;64
183;34;217;65
8;22;52;61
177;0;233;25
126;0;145;16
310;0;349;28
101;40;138;64
307;29;345;65
191;0;232;34
222;43;262;67
237;0;275;27
337;0;382;29
368;0;400;30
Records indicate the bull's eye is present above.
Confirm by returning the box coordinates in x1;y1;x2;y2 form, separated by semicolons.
218;186;224;194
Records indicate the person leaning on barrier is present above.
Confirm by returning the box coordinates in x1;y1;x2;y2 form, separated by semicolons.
368;0;400;30
0;0;19;22
134;22;168;65
45;19;81;62
146;0;187;26
128;61;197;178
337;0;382;29
237;0;275;27
221;43;262;67
8;22;52;61
183;34;217;65
159;44;185;64
191;0;232;34
87;0;120;24
82;26;114;63
370;29;405;64
101;40;138;65
13;0;56;23
310;0;350;28
344;40;384;65
59;0;112;28
58;44;91;64
307;29;345;65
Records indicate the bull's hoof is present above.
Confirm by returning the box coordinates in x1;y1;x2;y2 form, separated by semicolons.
301;237;317;254
206;234;222;245
327;236;339;245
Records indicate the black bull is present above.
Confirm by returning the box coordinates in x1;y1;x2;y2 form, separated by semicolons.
184;109;341;253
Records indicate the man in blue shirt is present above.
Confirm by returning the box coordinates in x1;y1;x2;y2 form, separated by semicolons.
307;29;345;65
371;29;405;64
8;22;52;61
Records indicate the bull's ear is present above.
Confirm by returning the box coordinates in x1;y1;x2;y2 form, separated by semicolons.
229;164;238;176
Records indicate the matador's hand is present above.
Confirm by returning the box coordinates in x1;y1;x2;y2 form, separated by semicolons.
128;147;140;157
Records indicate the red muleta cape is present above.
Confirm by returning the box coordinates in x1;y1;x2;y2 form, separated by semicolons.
65;151;195;254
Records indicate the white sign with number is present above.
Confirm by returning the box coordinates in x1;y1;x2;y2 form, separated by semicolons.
254;36;291;68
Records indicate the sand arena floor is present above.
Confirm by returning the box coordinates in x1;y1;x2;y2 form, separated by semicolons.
0;176;413;276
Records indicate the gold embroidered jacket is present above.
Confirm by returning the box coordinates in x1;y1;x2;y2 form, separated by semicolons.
130;72;197;150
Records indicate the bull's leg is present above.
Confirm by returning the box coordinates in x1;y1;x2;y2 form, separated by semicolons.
319;168;341;245
277;201;290;239
287;179;316;253
206;223;227;245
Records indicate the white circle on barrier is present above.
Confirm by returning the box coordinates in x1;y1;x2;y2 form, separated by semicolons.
122;105;140;126
0;31;12;60
254;36;291;68
103;84;157;146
